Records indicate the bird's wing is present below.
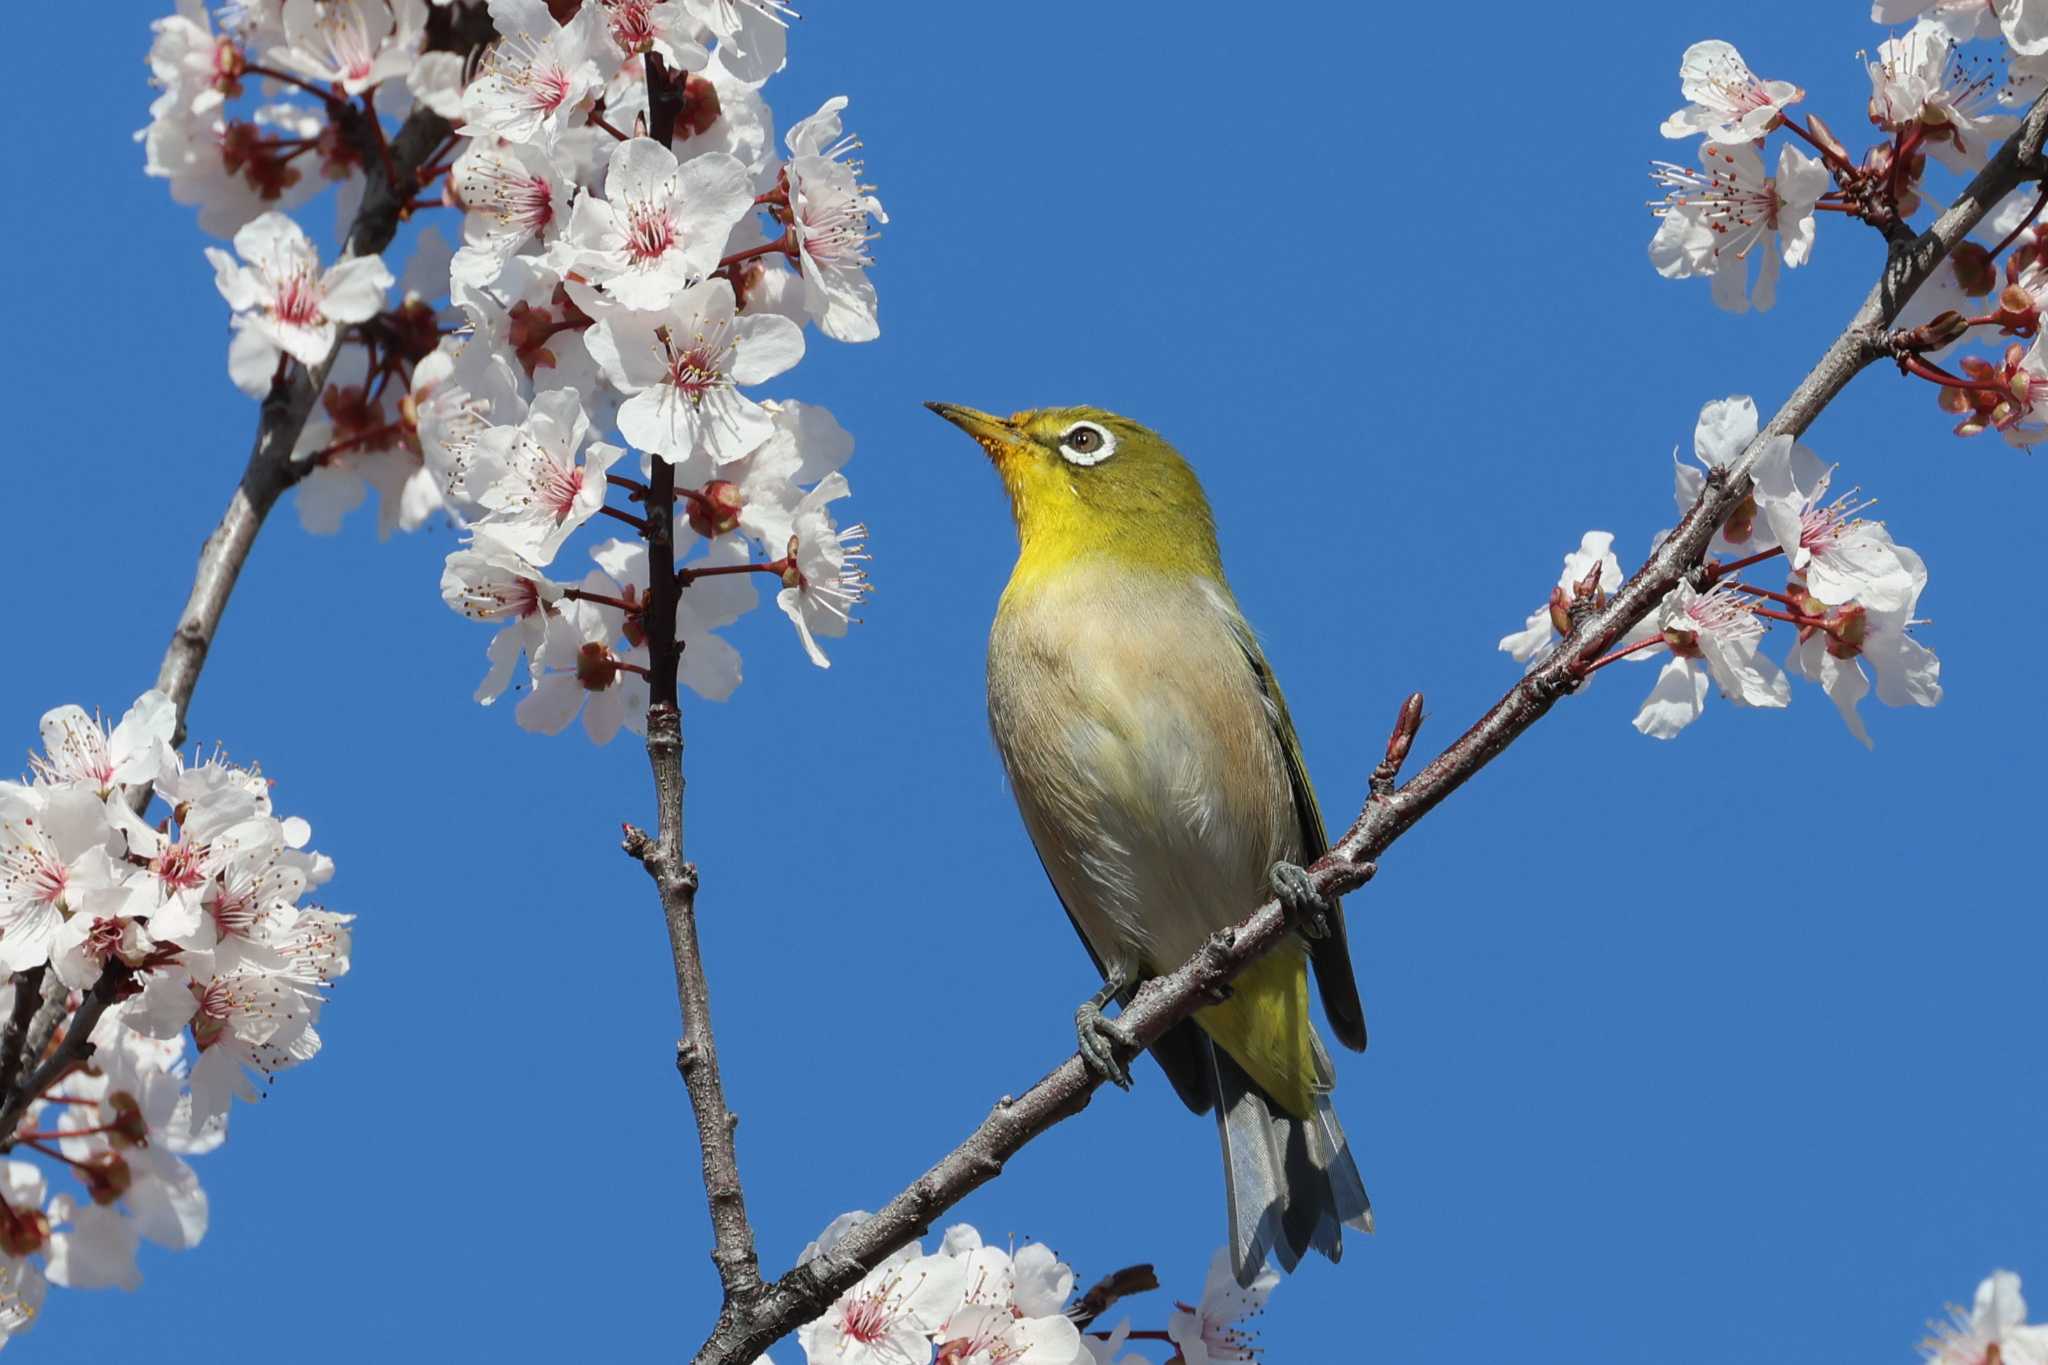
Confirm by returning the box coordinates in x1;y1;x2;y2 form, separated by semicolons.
1223;611;1368;1053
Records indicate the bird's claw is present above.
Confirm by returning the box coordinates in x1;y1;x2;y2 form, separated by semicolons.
1270;860;1335;941
1075;999;1137;1090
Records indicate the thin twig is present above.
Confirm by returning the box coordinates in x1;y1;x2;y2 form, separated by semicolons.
681;88;2048;1365
624;49;766;1330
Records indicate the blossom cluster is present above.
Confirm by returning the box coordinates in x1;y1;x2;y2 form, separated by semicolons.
143;0;882;745
0;692;349;1346
1643;18;2048;451
785;1216;1273;1365
1648;18;2040;313
1501;395;1940;746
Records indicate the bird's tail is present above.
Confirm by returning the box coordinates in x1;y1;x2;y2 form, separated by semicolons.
1208;1031;1372;1286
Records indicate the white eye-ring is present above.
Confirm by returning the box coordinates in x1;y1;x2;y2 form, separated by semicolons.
1057;421;1117;466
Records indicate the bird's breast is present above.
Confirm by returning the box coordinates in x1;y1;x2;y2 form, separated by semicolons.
986;560;1297;975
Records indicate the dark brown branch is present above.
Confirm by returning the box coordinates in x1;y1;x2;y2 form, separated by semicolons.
625;48;766;1335
0;968;45;1112
683;90;2048;1365
0;973;123;1149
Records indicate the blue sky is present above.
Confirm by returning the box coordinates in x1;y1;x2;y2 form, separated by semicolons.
3;2;2043;1360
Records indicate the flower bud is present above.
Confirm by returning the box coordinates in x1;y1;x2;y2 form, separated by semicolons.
81;1152;132;1206
1826;604;1868;659
1547;586;1571;638
1805;114;1850;165
0;1206;48;1259
574;642;621;692
106;1091;150;1149
1951;243;1997;297
688;480;744;539
677;74;723;140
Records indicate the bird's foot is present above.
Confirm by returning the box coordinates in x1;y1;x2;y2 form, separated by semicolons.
1075;997;1138;1091
1270;860;1335;941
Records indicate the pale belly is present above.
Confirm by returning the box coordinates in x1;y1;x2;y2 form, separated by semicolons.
987;566;1298;980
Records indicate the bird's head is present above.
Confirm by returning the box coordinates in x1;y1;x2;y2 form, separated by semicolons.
926;402;1220;575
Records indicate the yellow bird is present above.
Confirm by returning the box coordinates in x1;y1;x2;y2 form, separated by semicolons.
929;401;1371;1285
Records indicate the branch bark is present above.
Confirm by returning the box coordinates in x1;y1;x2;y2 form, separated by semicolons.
622;49;766;1331
682;92;2048;1365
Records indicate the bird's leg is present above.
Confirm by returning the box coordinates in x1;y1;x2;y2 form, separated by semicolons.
1075;966;1139;1091
1269;860;1335;941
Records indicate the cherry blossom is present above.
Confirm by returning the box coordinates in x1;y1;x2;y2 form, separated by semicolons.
1649;142;1827;313
1751;440;1924;611
206;212;394;395
1868;20;2030;173
587;277;805;463
795;1247;968;1365
783;97;887;342
471;389;623;566
451;138;575;288
0;693;349;1348
775;473;870;667
1660;40;1804;146
1497;530;1623;667
1789;553;1942;749
1167;1249;1278;1365
557;137;753;310
459;0;604;146
269;0;426;96
1627;582;1790;739
441;533;567;702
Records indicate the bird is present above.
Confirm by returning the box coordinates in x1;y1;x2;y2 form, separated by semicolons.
927;400;1372;1286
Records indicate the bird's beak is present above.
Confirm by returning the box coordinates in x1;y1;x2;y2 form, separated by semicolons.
925;401;1022;463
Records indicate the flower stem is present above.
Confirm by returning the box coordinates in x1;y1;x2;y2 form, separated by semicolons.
1571;635;1666;676
1703;546;1787;582
1990;183;2048;260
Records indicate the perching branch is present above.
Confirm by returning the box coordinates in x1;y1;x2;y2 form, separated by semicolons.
151;7;496;745
681;89;2048;1365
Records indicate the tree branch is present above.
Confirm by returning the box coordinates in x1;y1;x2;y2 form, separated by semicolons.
0;973;123;1149
0;4;503;1136
152;7;497;744
623;48;766;1331
682;90;2048;1365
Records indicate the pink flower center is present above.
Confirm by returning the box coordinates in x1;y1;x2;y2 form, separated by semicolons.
839;1288;894;1345
273;268;324;328
655;323;734;406
537;463;585;524
315;4;380;84
82;917;127;963
605;0;659;53
624;202;677;264
155;841;209;894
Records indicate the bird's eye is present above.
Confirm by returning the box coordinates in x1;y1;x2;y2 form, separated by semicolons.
1057;422;1116;466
